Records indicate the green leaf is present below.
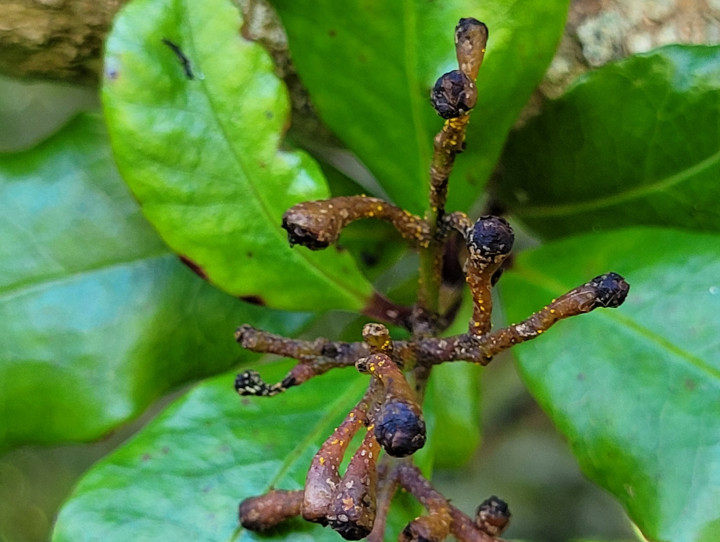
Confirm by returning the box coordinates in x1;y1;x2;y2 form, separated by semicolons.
499;46;720;238
426;293;482;469
0;113;309;451
102;0;373;311
269;0;570;214
498;228;720;542
52;362;417;542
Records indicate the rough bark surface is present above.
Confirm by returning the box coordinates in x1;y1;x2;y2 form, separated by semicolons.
0;0;127;84
1;0;717;88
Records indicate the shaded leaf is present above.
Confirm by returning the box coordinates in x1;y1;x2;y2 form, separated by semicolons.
426;293;482;469
0;113;309;451
498;228;720;542
52;362;417;542
102;0;373;311
499;46;720;238
270;0;570;214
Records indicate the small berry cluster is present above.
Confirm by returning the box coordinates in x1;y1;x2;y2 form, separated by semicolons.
234;18;629;541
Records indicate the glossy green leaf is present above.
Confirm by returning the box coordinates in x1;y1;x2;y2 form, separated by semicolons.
498;228;720;542
0;113;309;451
426;294;482;469
269;0;569;214
52;362;418;542
499;46;720;238
102;0;373;311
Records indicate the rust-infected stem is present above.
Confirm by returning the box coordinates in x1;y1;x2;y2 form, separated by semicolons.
396;463;498;542
282;196;430;250
303;398;370;523
238;490;304;531
235;273;629;392
419;18;488;328
464;217;514;336
366;459;400;542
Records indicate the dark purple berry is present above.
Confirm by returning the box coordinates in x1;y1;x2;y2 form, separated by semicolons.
430;70;477;119
588;272;630;308
468;216;514;257
374;400;426;457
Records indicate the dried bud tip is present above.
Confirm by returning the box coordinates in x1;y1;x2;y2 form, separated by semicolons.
431;70;477;119
374;400;426;457
234;324;254;345
328;519;373;541
456;17;488;36
475;495;511;536
281;213;330;250
588;272;630;309
355;357;370;373
468;216;514;257
362;323;392;353
235;370;284;397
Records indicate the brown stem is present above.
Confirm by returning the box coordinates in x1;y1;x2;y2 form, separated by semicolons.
326;430;381;539
420;19;488;324
457;271;631;363
365;459;399;542
395;463;498;542
238;489;303;531
464;217;514;336
236;273;629;393
234;272;629;401
303;399;370;523
234;325;369;395
282;196;430;250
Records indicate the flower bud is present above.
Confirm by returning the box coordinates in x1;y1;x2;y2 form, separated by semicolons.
475;495;511;536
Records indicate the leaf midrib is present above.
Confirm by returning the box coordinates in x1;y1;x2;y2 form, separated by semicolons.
515;145;720;218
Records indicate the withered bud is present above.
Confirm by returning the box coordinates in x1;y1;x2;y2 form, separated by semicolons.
235;370;284;397
468;216;514;258
400;514;451;542
282;196;432;250
431;70;477;119
282;204;336;250
475;495;511;537
588;272;630;309
374;399;426;457
455;18;489;80
238;489;303;531
362;323;393;354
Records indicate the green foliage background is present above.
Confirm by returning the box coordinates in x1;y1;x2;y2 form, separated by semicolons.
1;0;719;541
